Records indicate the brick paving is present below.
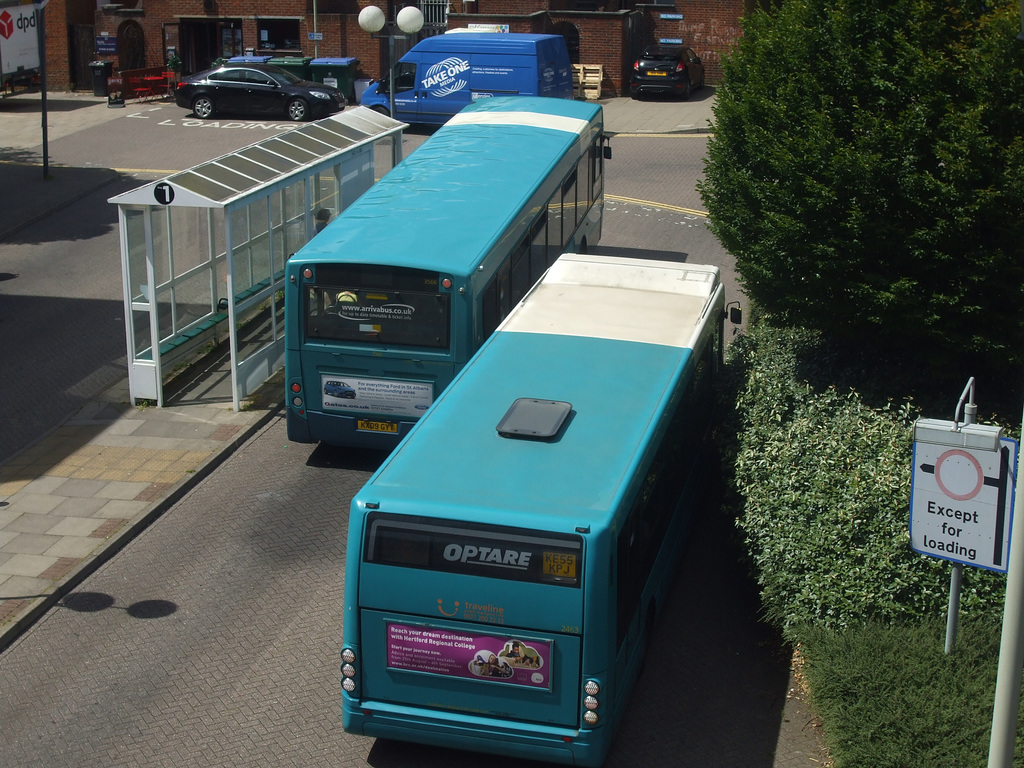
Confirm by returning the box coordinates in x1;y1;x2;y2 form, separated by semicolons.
0;90;829;766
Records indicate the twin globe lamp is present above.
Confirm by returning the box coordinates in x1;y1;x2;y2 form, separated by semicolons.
358;5;425;119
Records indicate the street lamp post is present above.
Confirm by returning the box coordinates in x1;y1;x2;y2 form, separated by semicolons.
358;5;424;120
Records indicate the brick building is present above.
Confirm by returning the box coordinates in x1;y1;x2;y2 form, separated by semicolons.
43;0;750;96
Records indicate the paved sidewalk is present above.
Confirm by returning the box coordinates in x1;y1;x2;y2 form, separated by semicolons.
0;370;282;651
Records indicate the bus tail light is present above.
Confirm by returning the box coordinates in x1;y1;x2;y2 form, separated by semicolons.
342;648;357;693
582;680;600;726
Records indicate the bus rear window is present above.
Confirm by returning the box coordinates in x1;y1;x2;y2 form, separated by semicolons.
304;264;450;349
365;513;582;587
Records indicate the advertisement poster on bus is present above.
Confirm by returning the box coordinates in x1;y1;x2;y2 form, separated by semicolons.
386;623;552;690
320;374;432;418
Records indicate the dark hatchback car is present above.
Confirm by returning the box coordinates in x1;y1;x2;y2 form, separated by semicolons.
174;63;347;122
630;45;705;100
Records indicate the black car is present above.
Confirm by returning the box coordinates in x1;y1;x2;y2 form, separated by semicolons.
174;63;347;122
630;45;705;100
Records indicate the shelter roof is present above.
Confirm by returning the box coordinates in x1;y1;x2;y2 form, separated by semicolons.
109;107;403;208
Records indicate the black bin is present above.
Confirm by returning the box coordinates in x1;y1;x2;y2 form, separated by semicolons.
90;60;113;97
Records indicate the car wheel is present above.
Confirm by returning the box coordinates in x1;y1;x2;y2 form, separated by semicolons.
191;96;215;119
370;104;391;118
680;77;692;101
699;71;706;90
287;98;310;121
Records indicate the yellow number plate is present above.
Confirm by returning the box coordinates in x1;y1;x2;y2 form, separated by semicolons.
647;71;667;76
357;419;398;434
543;552;577;579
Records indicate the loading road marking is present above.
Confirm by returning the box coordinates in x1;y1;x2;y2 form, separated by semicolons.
605;194;708;218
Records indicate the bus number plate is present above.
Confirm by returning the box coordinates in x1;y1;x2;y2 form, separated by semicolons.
543;552;576;579
357;419;398;434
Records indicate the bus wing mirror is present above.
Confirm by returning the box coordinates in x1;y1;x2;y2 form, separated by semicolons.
603;144;612;160
726;302;742;324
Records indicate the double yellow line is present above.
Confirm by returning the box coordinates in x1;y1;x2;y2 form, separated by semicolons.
606;194;708;218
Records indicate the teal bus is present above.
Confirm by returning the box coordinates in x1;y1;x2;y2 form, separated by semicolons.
284;96;610;449
341;253;732;766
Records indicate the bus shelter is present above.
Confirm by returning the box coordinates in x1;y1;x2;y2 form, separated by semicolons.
109;107;405;410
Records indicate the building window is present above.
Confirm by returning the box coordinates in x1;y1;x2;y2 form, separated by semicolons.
256;19;301;53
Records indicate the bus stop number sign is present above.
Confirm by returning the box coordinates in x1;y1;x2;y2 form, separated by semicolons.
910;437;1017;572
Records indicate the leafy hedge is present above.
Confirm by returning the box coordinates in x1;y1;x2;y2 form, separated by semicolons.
721;318;1009;636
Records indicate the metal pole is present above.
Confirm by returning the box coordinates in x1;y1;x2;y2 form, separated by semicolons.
945;564;963;654
945;379;977;654
986;391;1024;767
37;3;48;178
313;0;319;58
388;33;395;121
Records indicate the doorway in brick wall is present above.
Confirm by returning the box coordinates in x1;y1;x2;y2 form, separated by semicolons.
552;21;580;64
69;24;94;90
118;19;146;71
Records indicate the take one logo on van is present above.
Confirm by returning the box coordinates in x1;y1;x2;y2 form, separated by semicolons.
422;57;470;97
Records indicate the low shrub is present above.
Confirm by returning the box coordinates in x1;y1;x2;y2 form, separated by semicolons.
721;318;1009;636
799;618;1023;767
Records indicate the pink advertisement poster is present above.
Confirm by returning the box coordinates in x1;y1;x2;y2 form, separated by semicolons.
386;623;552;690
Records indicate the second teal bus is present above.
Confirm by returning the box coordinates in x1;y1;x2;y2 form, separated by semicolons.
341;253;733;766
285;96;610;449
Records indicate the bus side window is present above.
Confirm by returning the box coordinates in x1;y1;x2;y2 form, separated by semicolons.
482;279;499;337
546;194;562;266
510;239;530;305
561;170;578;234
578;149;592;213
497;260;510;319
529;213;548;282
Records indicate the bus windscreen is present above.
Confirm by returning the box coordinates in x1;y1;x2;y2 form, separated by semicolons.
304;264;450;349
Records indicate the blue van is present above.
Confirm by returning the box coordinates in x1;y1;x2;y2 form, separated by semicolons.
359;33;574;124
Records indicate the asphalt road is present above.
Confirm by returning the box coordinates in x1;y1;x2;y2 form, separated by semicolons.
1;417;790;768
0;101;810;767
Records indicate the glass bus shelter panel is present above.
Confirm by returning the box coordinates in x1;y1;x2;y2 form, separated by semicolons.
125;208;149;306
261;138;319;166
282;130;336;157
298;122;357;150
279;179;307;269
172;269;217;331
151;207;171;289
211;208;227;299
237;146;299;175
171;171;237;206
313;169;340;224
197;164;263;199
131;309;152;359
218;153;279;184
168;206;215;276
343;145;376;205
317;120;368;144
372;137;398;179
230;200;267;296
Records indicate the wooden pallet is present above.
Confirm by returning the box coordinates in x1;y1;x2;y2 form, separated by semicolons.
579;64;603;100
571;64;584;98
